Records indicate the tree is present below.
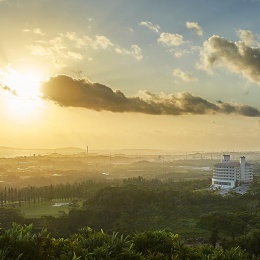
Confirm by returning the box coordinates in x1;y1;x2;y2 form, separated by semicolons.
132;230;177;257
240;229;260;256
198;211;246;241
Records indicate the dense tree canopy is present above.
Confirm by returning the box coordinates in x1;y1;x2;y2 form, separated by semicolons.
1;177;260;258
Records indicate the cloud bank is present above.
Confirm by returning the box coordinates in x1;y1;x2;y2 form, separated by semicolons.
199;35;260;83
40;75;260;117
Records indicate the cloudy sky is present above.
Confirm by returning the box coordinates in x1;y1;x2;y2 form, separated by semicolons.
1;0;260;151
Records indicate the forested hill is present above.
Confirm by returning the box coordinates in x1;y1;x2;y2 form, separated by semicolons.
1;177;260;258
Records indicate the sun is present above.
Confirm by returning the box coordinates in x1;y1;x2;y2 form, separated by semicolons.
3;68;43;98
1;67;45;118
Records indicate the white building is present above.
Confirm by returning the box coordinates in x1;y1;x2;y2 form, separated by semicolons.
211;155;253;189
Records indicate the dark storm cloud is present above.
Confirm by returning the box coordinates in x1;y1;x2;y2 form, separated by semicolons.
41;75;260;117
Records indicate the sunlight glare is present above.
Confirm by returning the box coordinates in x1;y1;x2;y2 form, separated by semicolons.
1;67;45;119
3;68;43;98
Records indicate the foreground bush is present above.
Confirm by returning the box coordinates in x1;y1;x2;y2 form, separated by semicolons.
0;223;259;259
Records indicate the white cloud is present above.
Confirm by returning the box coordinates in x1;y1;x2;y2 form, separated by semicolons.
237;29;257;46
158;32;184;47
93;35;114;49
63;33;113;50
173;69;197;82
49;36;66;53
169;44;200;58
22;28;45;35
28;31;142;68
139;21;161;34
186;21;203;36
173;49;191;58
199;35;260;83
29;45;51;56
174;51;184;58
62;32;91;48
115;44;143;61
34;28;45;36
28;36;83;68
66;51;83;61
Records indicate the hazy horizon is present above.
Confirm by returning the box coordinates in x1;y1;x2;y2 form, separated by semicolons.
1;145;260;155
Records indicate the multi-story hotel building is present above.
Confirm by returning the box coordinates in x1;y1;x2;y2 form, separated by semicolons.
211;155;253;189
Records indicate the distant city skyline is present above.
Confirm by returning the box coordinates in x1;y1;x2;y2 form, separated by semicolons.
1;0;260;151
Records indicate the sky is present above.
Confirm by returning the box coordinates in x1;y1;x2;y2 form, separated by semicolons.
1;0;260;151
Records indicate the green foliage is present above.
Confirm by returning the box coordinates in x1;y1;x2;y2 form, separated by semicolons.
0;208;24;229
187;245;250;260
221;246;249;260
0;223;258;259
73;179;219;235
2;178;260;258
240;229;260;256
132;230;177;257
198;211;246;240
0;223;52;259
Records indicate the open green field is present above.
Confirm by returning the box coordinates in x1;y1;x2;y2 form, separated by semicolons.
19;201;71;218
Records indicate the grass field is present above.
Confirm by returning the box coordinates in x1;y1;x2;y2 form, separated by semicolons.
19;201;72;218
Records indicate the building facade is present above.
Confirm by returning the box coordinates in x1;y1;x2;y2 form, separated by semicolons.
211;155;253;189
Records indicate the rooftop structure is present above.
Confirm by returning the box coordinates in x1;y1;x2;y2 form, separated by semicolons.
211;155;253;189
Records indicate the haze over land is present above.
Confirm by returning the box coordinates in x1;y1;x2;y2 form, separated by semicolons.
1;0;260;151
